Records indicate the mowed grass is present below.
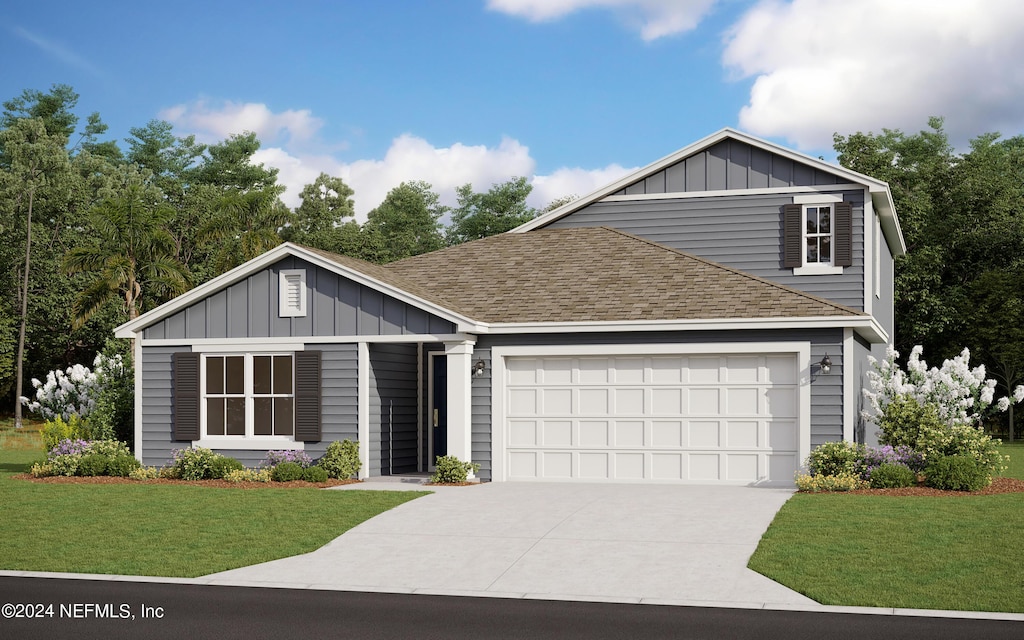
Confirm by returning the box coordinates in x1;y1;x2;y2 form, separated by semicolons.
0;426;426;578
748;440;1024;612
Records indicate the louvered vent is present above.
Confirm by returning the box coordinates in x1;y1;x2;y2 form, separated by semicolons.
279;269;307;317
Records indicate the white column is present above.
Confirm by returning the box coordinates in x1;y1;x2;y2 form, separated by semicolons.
445;340;475;471
358;342;370;479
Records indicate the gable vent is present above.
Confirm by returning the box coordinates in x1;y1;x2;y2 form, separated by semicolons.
279;269;307;317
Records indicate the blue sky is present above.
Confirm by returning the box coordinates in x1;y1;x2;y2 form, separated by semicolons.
3;1;1023;216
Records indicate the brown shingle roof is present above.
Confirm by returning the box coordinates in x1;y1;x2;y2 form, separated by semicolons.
381;227;864;324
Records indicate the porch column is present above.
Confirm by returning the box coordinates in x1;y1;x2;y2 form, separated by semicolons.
445;340;474;472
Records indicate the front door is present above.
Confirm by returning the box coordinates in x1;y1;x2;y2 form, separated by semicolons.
430;354;447;468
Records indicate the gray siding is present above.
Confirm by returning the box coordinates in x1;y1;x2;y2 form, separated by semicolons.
616;140;843;195
143;257;455;340
473;329;846;480
548;191;865;310
369;343;419;476
139;342;359;468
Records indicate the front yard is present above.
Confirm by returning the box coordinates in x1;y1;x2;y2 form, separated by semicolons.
0;423;425;577
748;442;1024;612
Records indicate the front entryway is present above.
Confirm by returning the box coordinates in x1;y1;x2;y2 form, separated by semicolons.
428;353;447;468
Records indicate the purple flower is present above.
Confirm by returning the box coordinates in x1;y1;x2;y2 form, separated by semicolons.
48;438;91;459
259;450;312;469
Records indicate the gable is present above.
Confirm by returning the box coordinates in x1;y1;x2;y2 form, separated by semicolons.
141;256;456;340
615;139;845;196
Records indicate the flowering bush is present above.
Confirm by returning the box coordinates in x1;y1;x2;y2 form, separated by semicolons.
41;438;138;477
223;468;272;483
170;447;242;480
807;441;863;477
795;472;867;492
259;450;313;469
21;352;131;431
129;466;161;480
317;440;361;479
859;444;925;478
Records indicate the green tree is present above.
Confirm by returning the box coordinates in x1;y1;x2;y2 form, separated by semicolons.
185;131;278;191
446;176;537;244
63;165;190;326
124;119;205;198
201;185;291;272
291;172;355;238
365;181;446;261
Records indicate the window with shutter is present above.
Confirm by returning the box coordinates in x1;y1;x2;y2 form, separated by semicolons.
279;269;306;317
786;197;851;274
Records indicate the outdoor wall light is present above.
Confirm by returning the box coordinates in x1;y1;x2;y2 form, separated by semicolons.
472;359;486;377
819;354;833;375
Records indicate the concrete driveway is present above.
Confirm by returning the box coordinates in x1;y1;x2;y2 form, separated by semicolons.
203;482;817;608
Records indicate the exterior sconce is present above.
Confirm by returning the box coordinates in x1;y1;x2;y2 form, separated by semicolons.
472;359;486;377
819;354;832;375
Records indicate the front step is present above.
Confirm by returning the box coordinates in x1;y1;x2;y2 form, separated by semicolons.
363;473;432;485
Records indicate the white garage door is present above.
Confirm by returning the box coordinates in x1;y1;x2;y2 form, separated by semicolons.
503;354;799;484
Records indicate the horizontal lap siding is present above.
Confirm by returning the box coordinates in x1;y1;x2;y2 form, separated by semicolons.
471;348;492;480
369;344;419;475
548;192;865;310
143;257;455;340
140;346;190;467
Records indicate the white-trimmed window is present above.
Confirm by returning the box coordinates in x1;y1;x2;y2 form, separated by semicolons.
804;204;834;266
784;195;852;275
202;353;295;439
279;269;307;317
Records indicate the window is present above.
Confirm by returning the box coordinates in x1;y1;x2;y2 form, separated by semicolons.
804;204;833;265
279;269;306;317
203;354;294;438
783;198;853;274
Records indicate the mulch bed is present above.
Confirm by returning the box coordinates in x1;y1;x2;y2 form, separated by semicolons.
15;475;362;490
842;476;1024;497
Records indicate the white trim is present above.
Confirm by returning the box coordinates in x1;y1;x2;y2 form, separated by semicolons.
191;341;307;353
793;265;844;276
133;337;143;463
278;269;307;317
417;342;423;473
490;342;812;484
444;340;474;471
358;342;370;479
874;212;882;300
604;185;864;203
139;334;475;348
843;328;855;443
792;193;844;204
194;438;304;451
199;352;297;441
864;190;875;314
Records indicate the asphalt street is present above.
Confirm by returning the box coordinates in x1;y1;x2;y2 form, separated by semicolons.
1;576;1020;640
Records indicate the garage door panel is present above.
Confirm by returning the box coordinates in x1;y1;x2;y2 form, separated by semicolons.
504;353;799;484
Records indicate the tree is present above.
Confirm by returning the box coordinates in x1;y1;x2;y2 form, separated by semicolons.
0;117;70;427
63;165;190;326
364;181;445;261
446;176;537;245
185;131;278;192
201;185;291;272
124;119;204;198
291;172;355;238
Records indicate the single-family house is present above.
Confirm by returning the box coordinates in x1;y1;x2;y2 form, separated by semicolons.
115;128;904;485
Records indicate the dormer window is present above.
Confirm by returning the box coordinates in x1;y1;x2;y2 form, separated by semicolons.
279;269;307;317
784;196;852;275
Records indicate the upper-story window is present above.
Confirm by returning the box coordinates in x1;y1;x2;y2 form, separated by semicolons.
784;196;852;275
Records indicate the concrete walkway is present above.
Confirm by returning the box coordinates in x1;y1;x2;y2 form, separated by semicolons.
204;482;817;608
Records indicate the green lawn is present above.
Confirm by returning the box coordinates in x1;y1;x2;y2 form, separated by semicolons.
0;439;426;578
749;441;1024;612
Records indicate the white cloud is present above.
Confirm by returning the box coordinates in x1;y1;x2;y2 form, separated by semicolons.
723;0;1024;149
487;0;717;40
530;165;634;209
159;100;323;145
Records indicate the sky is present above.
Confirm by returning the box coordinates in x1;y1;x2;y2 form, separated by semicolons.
3;0;1024;218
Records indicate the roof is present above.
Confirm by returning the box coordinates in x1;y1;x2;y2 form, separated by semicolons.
514;127;906;257
385;227;865;324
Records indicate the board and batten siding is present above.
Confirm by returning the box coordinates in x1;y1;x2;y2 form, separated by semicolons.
616;139;843;195
139;343;359;467
471;329;844;481
142;256;455;340
368;343;419;475
547;191;865;311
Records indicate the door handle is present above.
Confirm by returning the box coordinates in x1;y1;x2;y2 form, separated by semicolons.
433;409;439;427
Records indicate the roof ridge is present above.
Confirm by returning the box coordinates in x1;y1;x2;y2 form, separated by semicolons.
596;227;867;317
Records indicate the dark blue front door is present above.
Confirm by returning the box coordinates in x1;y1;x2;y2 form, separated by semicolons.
432;356;447;463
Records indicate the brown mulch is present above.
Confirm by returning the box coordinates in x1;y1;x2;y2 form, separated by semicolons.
15;474;361;490
843;476;1024;497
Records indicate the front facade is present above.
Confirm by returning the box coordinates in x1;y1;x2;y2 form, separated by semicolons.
116;129;904;486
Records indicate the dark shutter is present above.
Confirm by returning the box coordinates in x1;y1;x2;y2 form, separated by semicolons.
294;350;322;442
782;203;802;268
172;352;201;441
834;201;853;266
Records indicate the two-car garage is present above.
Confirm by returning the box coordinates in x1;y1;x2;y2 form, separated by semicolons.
491;345;809;485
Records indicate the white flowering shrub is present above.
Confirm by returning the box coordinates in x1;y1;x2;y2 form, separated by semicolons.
21;353;126;422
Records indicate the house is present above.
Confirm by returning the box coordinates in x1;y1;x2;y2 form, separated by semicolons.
114;128;904;485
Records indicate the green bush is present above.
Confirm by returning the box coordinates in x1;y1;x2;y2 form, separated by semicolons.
318;440;361;479
868;463;917;489
41;415;91;451
807;441;863;477
171;447;239;480
794;472;868;492
76;454;109;477
430;455;480;484
207;456;244;479
89;339;135;447
223;468;272;483
925;455;991;491
301;466;329;483
271;461;304;482
106;454;141;477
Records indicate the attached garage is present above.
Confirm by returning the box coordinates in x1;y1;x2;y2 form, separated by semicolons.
491;345;811;485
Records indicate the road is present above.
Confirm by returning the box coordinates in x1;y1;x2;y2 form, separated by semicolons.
0;576;1019;639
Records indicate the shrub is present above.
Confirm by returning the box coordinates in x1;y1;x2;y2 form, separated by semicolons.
859;444;926;479
77;454;109;477
807;441;863;477
925;455;991;492
41;416;92;452
129;466;160;480
89;340;135;447
207;456;244;479
260;449;313;469
318;440;361;479
271;461;304;482
106;454;141;477
223;468;272;483
171;447;236;480
430;455;480;484
868;463;917;489
30;462;54;478
301;466;329;483
795;472;868;492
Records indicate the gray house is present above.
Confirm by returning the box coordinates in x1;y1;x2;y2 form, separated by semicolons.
115;128;904;485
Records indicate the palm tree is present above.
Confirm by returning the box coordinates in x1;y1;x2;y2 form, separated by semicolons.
200;186;292;273
64;166;190;327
